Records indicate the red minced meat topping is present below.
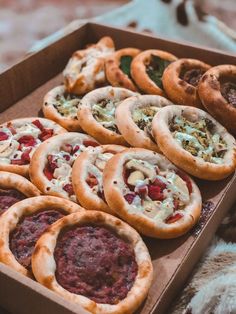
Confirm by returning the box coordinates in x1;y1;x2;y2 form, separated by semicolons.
221;82;236;107
0;189;25;216
181;68;204;87
54;225;138;304
10;210;64;270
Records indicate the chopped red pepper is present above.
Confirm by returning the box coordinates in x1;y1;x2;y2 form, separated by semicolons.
166;213;183;224
21;148;32;163
152;178;167;190
0;132;9;141
18;135;36;147
32;119;44;131
136;185;148;198
47;155;58;171
11;159;25;165
83;140;99;147
86;174;98;188
63;184;74;196
124;193;136;204
43;167;54;181
72;145;80;155
39;128;54;141
176;170;192;194
148;185;164;201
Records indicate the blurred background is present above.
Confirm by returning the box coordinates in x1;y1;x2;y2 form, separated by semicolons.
0;0;235;73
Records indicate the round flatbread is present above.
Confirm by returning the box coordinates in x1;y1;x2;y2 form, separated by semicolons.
63;37;115;95
116;95;173;152
32;210;153;314
78;86;137;145
0;118;66;177
0;171;41;216
43;85;83;131
29;133;99;202
198;64;236;136
72;144;125;214
162;58;211;108
130;49;177;95
0;195;83;277
103;148;202;238
105;48;141;91
152;105;236;180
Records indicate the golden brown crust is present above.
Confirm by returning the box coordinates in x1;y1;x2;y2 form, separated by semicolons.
130;49;177;96
115;95;173;152
77;86;137;145
0;171;41;198
162;58;211;108
0;117;67;177
105;48;141;91
198;64;236;135
72;145;125;214
32;210;153;314
63;37;115;95
43;85;82;132
152;105;236;180
0;196;83;277
103;148;202;238
29;132;99;201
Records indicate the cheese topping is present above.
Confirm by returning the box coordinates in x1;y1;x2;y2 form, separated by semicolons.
64;45;114;88
0;121;53;165
53;93;81;118
92;99;121;133
170;116;227;164
132;106;159;137
86;152;114;198
45;142;91;202
123;158;191;223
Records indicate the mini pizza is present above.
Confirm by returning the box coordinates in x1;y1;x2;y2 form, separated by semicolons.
29;133;99;202
32;210;153;314
116;95;173;152
43;85;83;131
198;64;236;135
0;118;66;177
105;48;141;91
130;49;177;96
0;195;83;277
0;171;40;216
72;145;125;214
63;36;115;95
162;58;211;108
103;148;202;238
152;105;236;180
78;86;137;145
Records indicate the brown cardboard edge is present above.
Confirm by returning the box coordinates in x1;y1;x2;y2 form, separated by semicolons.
0;23;88;114
86;22;236;63
0;262;89;314
150;173;236;314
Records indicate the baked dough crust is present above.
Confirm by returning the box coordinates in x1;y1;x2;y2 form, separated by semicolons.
0;195;83;277
105;48;141;91
162;58;211;108
152;105;236;180
103;148;202;238
0;118;66;177
43;85;82;132
63;37;115;95
0;171;41;198
130;49;177;96
78;86;137;145
72;144;125;214
29;132;99;201
31;210;153;314
115;95;173;152
198;64;236;135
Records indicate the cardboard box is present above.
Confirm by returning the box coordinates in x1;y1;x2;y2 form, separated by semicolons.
0;23;235;314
